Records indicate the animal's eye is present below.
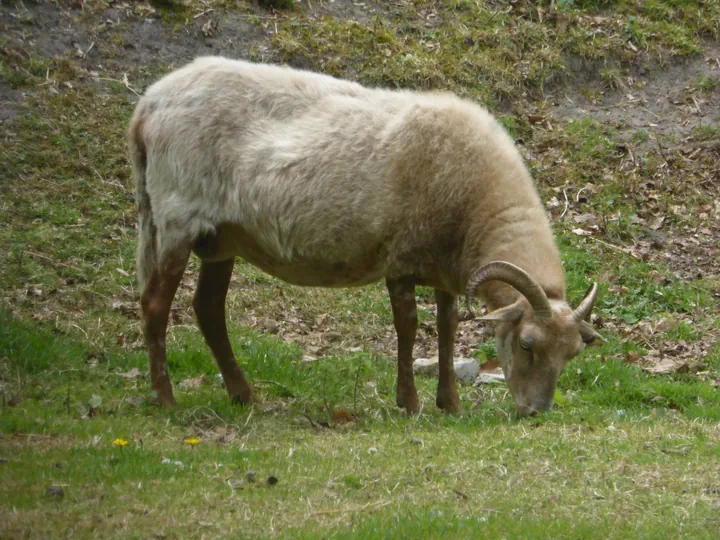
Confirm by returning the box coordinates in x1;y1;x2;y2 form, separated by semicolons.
519;337;533;351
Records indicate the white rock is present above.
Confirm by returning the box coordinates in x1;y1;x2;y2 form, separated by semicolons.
454;358;480;383
412;357;480;383
413;357;439;377
473;372;506;386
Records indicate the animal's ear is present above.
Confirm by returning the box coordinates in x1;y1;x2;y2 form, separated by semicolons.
580;321;604;346
478;301;525;322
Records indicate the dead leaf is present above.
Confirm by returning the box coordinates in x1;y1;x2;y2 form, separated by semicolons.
112;301;137;314
332;410;355;424
572;228;591;236
118;367;141;379
573;213;597;225
670;205;685;216
654;318;674;333
649;216;665;230
202;19;218;37
256;318;279;333
697;203;713;213
179;376;204;389
527;114;547;124
642;356;686;374
479;359;500;371
635;321;653;336
624;351;640;364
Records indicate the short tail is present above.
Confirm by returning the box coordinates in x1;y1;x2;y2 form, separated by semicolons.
128;114;156;292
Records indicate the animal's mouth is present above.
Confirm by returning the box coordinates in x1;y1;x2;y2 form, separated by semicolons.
515;400;554;417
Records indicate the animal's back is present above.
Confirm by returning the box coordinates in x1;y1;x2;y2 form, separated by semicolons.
134;58;412;284
131;57;543;290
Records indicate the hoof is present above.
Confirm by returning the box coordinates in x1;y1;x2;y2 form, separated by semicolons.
396;390;421;415
150;390;177;408
436;390;463;414
230;391;261;407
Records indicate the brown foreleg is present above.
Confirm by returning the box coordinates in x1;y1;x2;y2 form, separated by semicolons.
386;278;420;414
140;249;190;407
193;258;256;405
435;289;462;413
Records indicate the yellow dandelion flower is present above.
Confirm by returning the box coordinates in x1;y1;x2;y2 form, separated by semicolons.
113;438;129;447
184;437;201;446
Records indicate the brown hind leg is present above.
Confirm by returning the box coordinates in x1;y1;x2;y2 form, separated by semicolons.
193;258;256;405
435;289;462;413
140;249;191;407
386;278;421;414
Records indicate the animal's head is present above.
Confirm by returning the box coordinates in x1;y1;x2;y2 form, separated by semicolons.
466;262;602;417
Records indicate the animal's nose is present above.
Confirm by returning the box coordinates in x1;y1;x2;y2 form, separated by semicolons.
515;405;537;417
516;400;553;417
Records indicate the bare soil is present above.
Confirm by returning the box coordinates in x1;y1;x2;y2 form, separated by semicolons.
551;41;720;150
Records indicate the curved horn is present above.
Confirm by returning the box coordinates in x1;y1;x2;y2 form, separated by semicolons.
572;282;599;323
465;261;552;320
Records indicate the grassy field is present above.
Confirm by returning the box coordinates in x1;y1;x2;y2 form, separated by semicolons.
1;0;720;537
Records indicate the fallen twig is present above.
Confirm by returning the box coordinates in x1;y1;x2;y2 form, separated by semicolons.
96;75;140;96
194;8;215;18
560;188;569;219
24;250;81;272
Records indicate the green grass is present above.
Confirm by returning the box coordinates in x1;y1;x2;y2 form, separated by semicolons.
2;307;720;537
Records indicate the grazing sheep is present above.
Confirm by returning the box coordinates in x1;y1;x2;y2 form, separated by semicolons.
128;56;602;416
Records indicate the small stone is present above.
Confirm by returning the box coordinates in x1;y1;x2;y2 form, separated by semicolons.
410;438;423;446
54;462;68;469
46;486;65;499
454;358;480;383
413;357;439;377
414;357;480;383
245;471;257;483
474;372;506;386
